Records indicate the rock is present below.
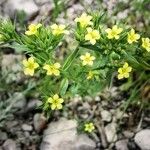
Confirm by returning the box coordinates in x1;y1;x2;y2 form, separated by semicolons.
1;54;24;83
134;129;150;150
6;121;18;129
101;110;112;122
40;118;96;150
73;134;96;150
22;124;33;131
26;99;42;112
123;131;134;138
115;139;129;150
105;122;117;143
0;130;8;141
34;0;51;5
12;92;26;110
84;96;93;103
4;0;39;20
3;139;16;150
94;96;101;102
33;113;47;133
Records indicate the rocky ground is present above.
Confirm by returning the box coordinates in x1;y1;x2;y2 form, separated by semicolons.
0;0;150;150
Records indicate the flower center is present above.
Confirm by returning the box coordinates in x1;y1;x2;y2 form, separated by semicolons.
28;63;34;69
85;56;91;62
111;30;117;36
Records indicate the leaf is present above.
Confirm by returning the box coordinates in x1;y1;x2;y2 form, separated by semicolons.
62;46;79;71
60;78;69;96
8;42;29;53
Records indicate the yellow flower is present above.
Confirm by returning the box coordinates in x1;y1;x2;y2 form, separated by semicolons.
118;62;132;80
105;25;123;39
43;63;61;76
142;38;150;52
87;71;94;80
85;27;100;45
127;29;140;44
50;24;69;36
47;94;64;110
22;57;39;76
74;13;93;28
25;23;42;35
80;52;95;66
84;122;95;133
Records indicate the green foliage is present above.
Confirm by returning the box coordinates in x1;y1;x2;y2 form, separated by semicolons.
0;11;149;117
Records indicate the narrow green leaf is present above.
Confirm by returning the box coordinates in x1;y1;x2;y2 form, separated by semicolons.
60;78;69;96
62;46;79;71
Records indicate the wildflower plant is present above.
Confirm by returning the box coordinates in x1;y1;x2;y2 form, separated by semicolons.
0;12;150;118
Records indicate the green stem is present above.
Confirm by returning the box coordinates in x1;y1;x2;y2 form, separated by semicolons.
62;45;80;71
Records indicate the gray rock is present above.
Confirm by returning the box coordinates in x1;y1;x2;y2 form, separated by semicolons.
34;0;51;5
0;130;8;141
123;131;134;138
105;122;117;143
1;54;24;83
134;129;150;150
40;118;96;150
115;139;129;150
4;0;39;20
22;124;33;131
33;113;47;133
3;139;16;150
12;92;26;110
73;134;96;150
26;99;42;112
94;96;101;102
101;110;112;122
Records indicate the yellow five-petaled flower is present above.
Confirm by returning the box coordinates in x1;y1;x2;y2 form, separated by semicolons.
105;25;123;40
25;23;42;35
47;94;64;110
80;52;95;66
50;24;69;36
118;62;132;80
75;13;93;28
43;63;61;76
142;38;150;52
23;57;39;76
127;29;140;44
85;27;100;45
84;122;95;133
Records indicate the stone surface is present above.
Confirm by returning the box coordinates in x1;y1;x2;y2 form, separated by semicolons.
22;124;33;131
105;122;117;143
101;110;112;122
1;54;24;83
123;131;134;138
12;92;26;110
0;130;8;141
40;118;96;150
26;99;42;112
4;0;39;19
2;139;16;150
134;129;150;150
33;113;47;133
115;139;129;150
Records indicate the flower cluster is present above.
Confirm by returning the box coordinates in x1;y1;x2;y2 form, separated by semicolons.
21;12;150;115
